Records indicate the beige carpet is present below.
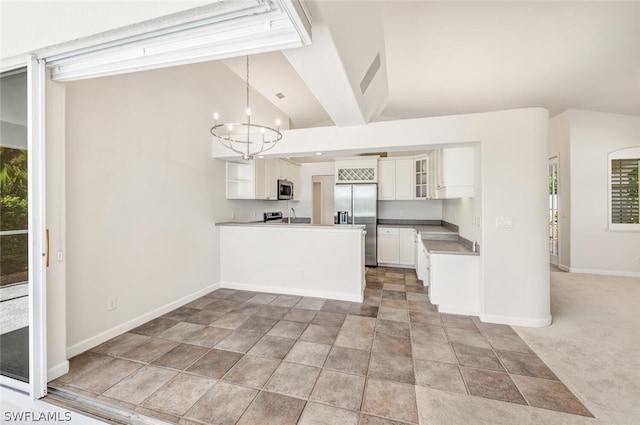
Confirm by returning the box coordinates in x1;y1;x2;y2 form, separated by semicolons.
416;271;640;425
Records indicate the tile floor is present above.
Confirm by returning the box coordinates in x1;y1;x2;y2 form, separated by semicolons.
50;267;592;424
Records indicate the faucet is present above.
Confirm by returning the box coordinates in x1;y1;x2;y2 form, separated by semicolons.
289;207;296;224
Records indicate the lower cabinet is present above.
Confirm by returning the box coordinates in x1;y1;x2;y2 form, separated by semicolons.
416;240;429;283
428;253;480;316
398;228;415;266
377;228;399;264
378;227;415;267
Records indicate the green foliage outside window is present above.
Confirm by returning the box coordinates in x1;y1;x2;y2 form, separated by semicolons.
1;147;29;277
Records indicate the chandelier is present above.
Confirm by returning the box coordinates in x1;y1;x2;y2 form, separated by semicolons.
211;56;282;160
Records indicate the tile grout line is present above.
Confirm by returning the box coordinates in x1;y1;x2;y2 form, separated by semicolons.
55;266;593;424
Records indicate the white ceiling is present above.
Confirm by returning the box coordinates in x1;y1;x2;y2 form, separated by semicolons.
225;0;640;130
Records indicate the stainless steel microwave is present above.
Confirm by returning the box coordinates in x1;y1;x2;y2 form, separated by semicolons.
277;179;294;200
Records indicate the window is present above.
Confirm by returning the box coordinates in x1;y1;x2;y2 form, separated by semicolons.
609;147;640;231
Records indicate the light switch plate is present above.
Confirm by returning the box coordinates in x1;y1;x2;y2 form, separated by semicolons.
496;217;514;228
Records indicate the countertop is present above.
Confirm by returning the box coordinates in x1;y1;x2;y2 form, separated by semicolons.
378;223;479;255
216;221;366;230
378;224;457;235
423;239;479;256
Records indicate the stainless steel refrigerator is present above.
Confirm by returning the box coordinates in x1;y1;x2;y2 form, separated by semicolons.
335;183;378;266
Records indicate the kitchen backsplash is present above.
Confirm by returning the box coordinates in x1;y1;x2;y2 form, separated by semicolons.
377;200;443;220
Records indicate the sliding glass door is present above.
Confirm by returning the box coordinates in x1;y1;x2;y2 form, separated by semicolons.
0;58;47;398
1;67;30;384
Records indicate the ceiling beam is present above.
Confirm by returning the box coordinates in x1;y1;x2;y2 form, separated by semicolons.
283;0;388;127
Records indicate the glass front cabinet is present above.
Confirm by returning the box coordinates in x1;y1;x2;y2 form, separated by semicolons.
414;157;428;199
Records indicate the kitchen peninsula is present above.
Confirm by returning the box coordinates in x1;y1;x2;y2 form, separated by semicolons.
217;222;366;302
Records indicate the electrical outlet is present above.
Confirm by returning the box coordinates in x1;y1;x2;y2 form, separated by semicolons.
231;211;236;220
107;297;117;311
57;250;64;261
298;267;304;277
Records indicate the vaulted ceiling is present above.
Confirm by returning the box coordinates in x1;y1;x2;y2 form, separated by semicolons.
223;0;640;130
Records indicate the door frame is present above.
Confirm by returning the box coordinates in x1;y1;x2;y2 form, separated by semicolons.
0;56;47;399
549;155;560;266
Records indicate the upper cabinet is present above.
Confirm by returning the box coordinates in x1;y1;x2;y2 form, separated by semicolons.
377;156;428;200
378;148;474;200
226;160;258;199
414;157;428;200
335;159;378;184
377;160;396;200
430;147;474;199
226;158;299;200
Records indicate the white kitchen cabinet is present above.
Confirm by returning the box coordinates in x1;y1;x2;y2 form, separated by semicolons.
428;252;480;316
253;158;267;199
378;159;396;200
226;158;298;200
412;230;419;271
287;161;301;200
335;159;378;183
377;156;427;201
264;159;278;200
395;159;414;200
431;147;474;199
414;157;428;199
416;240;429;283
378;227;416;267
260;159;300;200
377;227;399;264
398;228;415;265
226;160;263;199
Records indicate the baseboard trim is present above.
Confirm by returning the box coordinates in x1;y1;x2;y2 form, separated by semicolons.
376;263;414;269
558;263;571;272
437;305;480;316
480;313;553;328
220;281;363;303
66;283;220;358
564;267;640;277
48;360;69;382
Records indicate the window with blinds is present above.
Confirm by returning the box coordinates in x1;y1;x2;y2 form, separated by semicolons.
609;151;640;229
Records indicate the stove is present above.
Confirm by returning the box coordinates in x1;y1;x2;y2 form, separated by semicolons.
263;211;283;222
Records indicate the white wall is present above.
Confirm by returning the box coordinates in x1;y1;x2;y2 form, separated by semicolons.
218;108;550;327
551;110;640;275
442;143;482;244
63;60;289;356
